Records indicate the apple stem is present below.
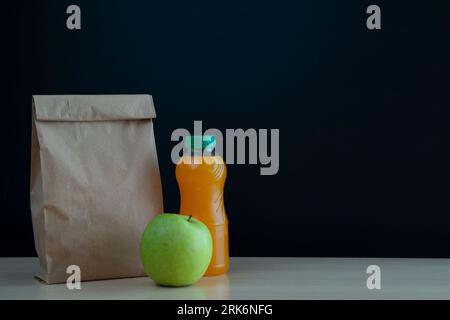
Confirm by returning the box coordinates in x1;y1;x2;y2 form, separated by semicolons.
188;215;193;222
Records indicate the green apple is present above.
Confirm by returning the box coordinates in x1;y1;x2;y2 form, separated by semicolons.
140;213;213;287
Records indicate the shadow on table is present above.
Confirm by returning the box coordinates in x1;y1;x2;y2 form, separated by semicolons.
134;274;230;300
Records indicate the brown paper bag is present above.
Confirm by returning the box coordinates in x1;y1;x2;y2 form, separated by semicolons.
30;95;163;284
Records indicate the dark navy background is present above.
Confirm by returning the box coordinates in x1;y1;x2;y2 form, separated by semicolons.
1;1;449;257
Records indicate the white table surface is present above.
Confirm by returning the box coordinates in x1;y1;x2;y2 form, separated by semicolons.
1;257;450;300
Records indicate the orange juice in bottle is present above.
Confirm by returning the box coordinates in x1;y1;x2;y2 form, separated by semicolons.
176;136;229;276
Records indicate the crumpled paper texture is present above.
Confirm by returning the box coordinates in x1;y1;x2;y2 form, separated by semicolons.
30;95;163;284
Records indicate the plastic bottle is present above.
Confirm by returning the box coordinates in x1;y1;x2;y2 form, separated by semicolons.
176;136;229;276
